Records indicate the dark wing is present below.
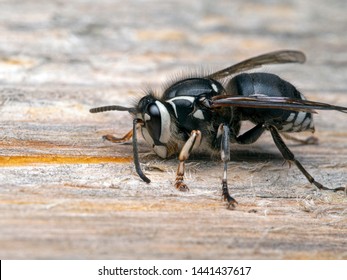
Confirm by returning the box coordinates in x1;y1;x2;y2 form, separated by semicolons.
211;95;347;114
206;50;306;80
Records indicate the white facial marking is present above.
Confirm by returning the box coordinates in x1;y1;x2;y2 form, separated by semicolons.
167;96;195;118
193;109;204;120
141;127;154;146
153;145;168;158
155;101;171;144
144;113;151;122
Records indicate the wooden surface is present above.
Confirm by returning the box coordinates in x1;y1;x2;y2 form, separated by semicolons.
1;0;347;259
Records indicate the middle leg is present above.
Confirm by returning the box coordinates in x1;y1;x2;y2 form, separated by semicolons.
219;124;238;208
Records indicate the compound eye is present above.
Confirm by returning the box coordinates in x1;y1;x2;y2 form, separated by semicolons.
148;103;160;119
144;103;162;145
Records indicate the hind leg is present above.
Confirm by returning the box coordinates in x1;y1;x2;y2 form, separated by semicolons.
281;132;319;145
267;124;344;192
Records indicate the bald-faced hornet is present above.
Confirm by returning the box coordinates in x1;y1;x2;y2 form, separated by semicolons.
90;50;347;208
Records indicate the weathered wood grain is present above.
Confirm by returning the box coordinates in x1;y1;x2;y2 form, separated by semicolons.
0;0;347;259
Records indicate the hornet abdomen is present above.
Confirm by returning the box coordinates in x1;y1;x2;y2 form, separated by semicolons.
227;72;315;132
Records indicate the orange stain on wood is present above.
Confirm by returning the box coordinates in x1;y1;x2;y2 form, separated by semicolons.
0;155;132;166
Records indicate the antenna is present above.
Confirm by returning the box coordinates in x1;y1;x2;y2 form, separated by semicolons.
90;105;137;114
132;119;151;183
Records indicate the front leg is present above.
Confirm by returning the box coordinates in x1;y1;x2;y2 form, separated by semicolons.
220;124;238;208
175;130;202;191
103;129;133;143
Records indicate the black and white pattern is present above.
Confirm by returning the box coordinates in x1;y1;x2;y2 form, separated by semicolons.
280;111;315;132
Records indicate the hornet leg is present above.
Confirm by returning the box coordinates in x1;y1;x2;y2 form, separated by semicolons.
103;129;133;143
267;124;344;192
175;130;202;191
236;123;265;144
281;132;319;145
220;124;238;208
